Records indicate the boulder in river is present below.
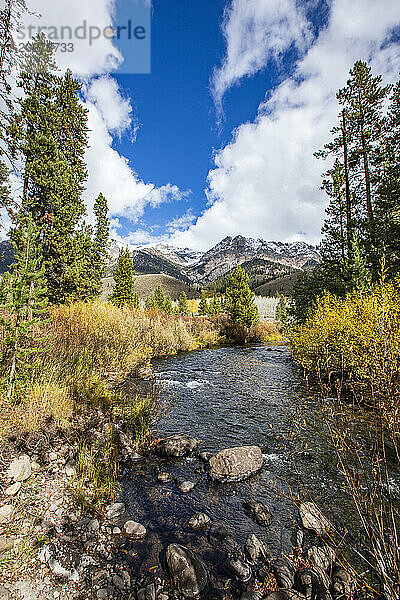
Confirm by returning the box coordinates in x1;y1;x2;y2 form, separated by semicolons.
332;566;355;599
244;533;270;565
299;502;329;535
271;557;296;588
177;480;196;493
225;557;252;582
156;435;199;459
295;566;331;600
209;446;263;482
124;520;147;539
306;546;335;571
243;500;272;527
166;544;208;598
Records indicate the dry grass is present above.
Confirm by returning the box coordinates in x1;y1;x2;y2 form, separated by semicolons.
220;318;284;344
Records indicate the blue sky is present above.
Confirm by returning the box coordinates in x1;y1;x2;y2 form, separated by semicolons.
16;1;400;250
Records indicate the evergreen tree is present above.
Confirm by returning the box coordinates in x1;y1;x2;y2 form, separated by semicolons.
1;213;48;398
208;295;222;316
198;291;208;315
177;291;189;316
336;61;391;272
109;248;136;308
164;294;173;314
225;266;259;327
87;193;110;297
152;285;166;311
10;36;90;303
132;291;140;309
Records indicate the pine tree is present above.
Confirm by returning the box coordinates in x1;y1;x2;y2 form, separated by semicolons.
164;294;173;314
208;295;222;316
152;285;166;311
225;266;259;327
87;193;110;297
198;291;208;315
1;213;48;398
336;61;391;272
10;36;90;303
109;248;136;308
177;291;189;316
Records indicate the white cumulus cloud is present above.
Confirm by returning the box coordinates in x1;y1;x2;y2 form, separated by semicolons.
173;0;400;251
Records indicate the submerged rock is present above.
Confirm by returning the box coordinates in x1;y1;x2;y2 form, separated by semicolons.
299;502;329;535
156;435;199;459
187;512;211;531
209;446;263;482
209;524;241;556
225;557;252;582
244;533;270;565
295;566;331;600
166;544;208;598
243;500;272;527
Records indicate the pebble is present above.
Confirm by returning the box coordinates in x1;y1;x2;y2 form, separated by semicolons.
5;482;21;496
0;586;9;600
187;512;211;530
0;505;13;524
7;455;32;482
157;472;172;483
113;527;121;535
87;518;100;534
124;520;147;539
176;480;196;493
0;535;14;553
105;502;126;520
112;575;124;590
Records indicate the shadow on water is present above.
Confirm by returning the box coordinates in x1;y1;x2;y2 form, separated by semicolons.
111;343;400;595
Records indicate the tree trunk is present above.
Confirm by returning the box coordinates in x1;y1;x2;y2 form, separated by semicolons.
341;110;352;256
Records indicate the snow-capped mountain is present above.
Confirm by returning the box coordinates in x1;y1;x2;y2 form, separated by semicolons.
108;235;320;286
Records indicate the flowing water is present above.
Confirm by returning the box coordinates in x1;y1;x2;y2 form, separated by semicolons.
118;344;400;592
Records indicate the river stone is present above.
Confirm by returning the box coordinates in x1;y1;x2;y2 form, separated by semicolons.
166;544;208;598
198;451;212;462
240;593;261;600
14;582;37;600
0;505;13;524
156;435;199;459
0;536;14;553
5;482;21;496
177;480;196;493
271;557;296;588
306;546;335;571
265;592;305;600
124;520;147;539
332;566;355;599
225;557;252;582
244;534;270;564
145;583;156;600
295;566;331;600
105;502;126;520
187;512;211;531
209;446;263;482
0;586;9;600
87;518;100;534
7;455;31;482
243;500;272;527
299;502;329;534
158;472;172;483
209;524;241;556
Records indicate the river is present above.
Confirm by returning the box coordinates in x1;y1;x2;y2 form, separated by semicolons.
119;343;400;595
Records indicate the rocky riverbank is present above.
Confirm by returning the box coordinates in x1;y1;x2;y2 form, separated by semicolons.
0;426;355;600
